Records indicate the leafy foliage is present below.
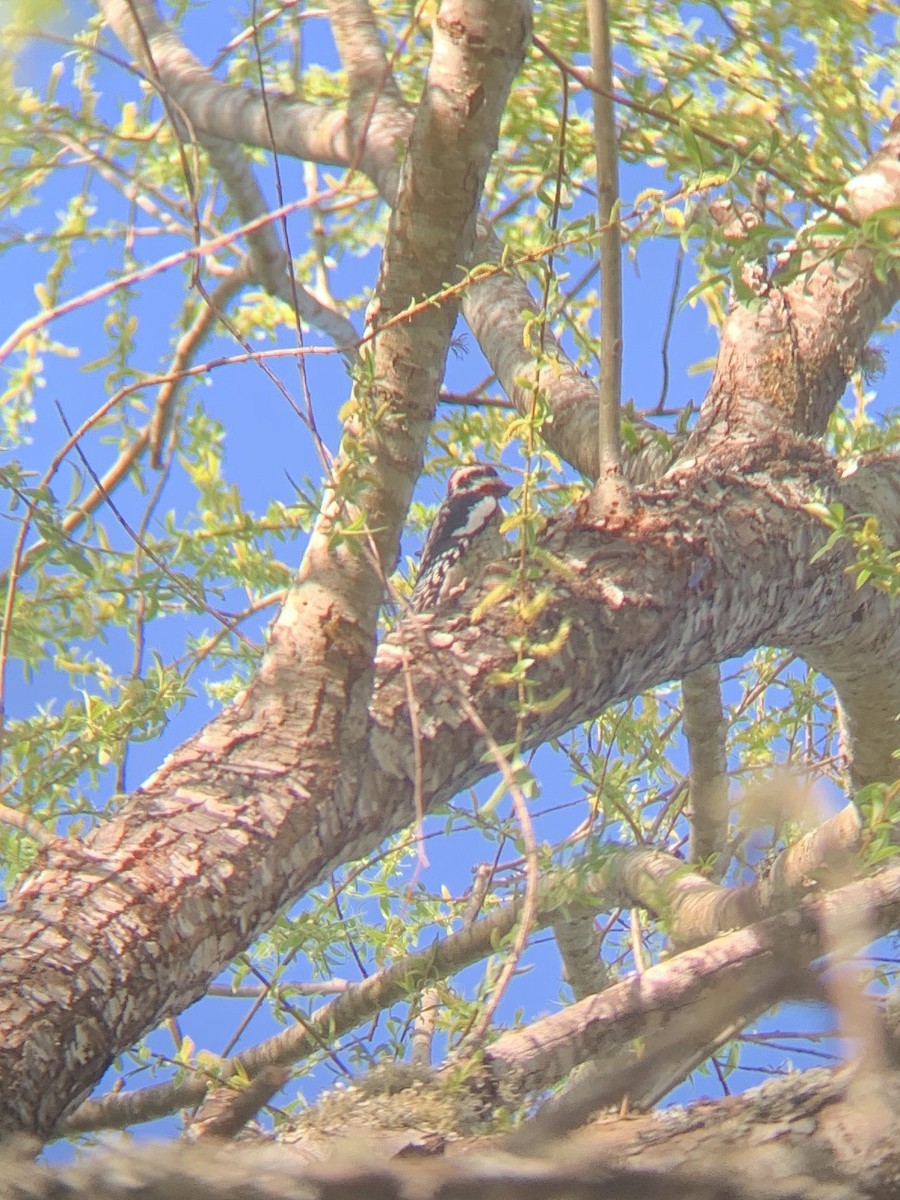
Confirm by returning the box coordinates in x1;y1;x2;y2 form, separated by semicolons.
0;0;897;1143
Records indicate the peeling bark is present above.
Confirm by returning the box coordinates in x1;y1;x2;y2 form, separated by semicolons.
1;0;898;1177
2;430;898;1134
0;0;532;1136
6;1063;900;1199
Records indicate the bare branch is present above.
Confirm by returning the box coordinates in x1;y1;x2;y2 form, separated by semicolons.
486;862;900;1106
326;0;402;104
586;0;623;483
325;0;412;200
90;0;651;482
64;822;862;1135
0;805;58;850
147;258;254;464
410;988;440;1069
541;803;861;1117
553;913;609;1002
105;2;353;166
100;0;358;353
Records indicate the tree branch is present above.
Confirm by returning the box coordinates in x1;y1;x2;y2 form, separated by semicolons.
2;44;898;1144
101;1;649;481
553;913;609;1001
4;440;897;1134
682;664;730;876
63;809;863;1134
12;1067;900;1200
485;862;900;1103
0;0;533;1137
100;0;359;354
586;0;623;482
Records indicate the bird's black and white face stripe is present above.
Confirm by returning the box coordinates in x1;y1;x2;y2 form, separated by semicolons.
410;464;511;613
443;465;512;533
446;464;512;500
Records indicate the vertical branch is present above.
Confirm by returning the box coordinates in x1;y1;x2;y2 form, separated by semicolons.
326;0;403;104
683;664;730;877
325;0;414;199
553;912;609;1001
586;0;623;483
410;987;440;1067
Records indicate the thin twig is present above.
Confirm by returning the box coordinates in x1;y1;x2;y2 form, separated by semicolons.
655;246;684;414
54;403;255;648
461;697;539;1044
207;980;350;999
0;194;321;367
250;2;336;477
531;36;843;215
0;803;58;848
148;259;252;462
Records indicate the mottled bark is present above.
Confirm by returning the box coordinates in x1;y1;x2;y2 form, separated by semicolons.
1;2;899;1174
487;863;900;1105
2;432;898;1135
683;664;730;873
0;0;532;1135
1;439;897;1136
6;1063;900;1200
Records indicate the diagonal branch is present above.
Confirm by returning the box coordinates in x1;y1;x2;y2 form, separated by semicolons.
488;861;900;1108
325;0;414;200
100;0;359;352
327;0;403;105
694;118;900;444
0;0;533;1138
1;58;898;1145
2;438;897;1134
64;815;860;1135
103;1;611;478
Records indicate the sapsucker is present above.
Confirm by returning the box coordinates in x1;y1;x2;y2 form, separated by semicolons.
410;464;511;614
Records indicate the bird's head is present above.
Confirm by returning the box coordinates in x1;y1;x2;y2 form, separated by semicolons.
446;463;512;501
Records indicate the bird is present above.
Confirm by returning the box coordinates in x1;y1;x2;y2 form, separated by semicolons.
409;464;512;613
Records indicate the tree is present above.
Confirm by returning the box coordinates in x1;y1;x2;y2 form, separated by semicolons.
1;0;899;1193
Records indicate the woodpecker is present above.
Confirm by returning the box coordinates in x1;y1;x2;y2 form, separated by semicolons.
410;464;512;613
